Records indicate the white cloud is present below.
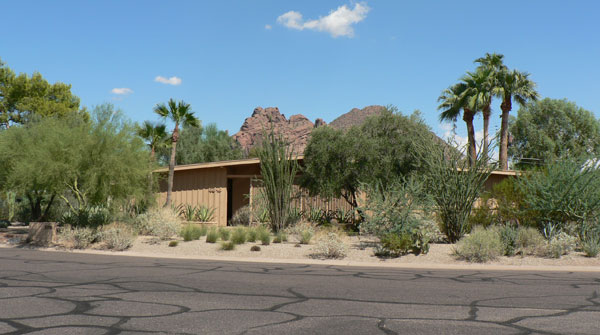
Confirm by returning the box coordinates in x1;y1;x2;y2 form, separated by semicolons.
154;76;182;86
277;2;370;38
265;24;272;30
111;87;133;95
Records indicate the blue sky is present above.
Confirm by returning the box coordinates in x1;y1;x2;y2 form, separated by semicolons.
2;0;599;144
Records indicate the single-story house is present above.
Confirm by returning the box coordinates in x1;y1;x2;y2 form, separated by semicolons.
156;157;517;226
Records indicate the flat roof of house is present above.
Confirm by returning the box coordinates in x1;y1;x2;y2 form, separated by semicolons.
154;156;305;173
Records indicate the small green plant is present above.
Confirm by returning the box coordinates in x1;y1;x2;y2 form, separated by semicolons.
305;207;325;223
231;227;247;245
516;227;546;256
180;224;203;242
258;227;271;245
198;224;208;236
246;227;257;242
454;227;503;263
377;233;413;257
299;230;313;244
582;234;600;257
206;228;218;243
180;204;197;221
498;224;519;256
168;240;179;247
273;231;287;243
196;206;216;222
218;227;230;241
250;245;261;252
220;241;235;250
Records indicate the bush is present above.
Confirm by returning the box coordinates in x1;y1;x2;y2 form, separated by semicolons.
246;227;257;242
99;224;136;251
250;245;261;252
377;233;413;257
454;227;503;263
257;226;271;245
59;226;97;249
60;206;112;229
195;206;215;222
220;241;235;250
180;224;204;241
299;230;313;244
168;240;178;247
582;234;600;257
498;224;519;256
134;208;181;240
545;232;577;258
231;227;247;245
218;227;230;241
273;231;287;243
286;221;316;244
206;228;218;243
230;206;251;226
516;227;546;256
312;232;348;259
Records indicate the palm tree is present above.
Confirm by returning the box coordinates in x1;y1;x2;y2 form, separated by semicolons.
496;70;539;169
473;53;507;157
438;82;477;165
154;99;199;206
137;121;168;161
462;68;495;157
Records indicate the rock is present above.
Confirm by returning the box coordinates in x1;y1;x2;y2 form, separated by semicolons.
233;107;317;154
314;118;326;128
329;105;387;131
27;222;58;245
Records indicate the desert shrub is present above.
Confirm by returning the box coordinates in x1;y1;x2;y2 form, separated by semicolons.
545;232;577;258
134;208;181;240
220;241;235;250
376;233;413;257
360;178;433;255
250;245;261;252
335;209;354;224
231;227;247;244
256;226;271;245
218;227;230;241
516;227;546;256
59;226;97;249
273;231;288;243
195;206;215;222
498;224;519;256
517;158;600;231
168;240;178;247
286;222;316;243
299;230;313;244
246;227;257;242
206;228;218;243
582;234;600;257
454;227;503;263
178;204;197;221
180;224;203;242
312;232;348;259
99;224;136;251
230;206;251;226
198;225;208;236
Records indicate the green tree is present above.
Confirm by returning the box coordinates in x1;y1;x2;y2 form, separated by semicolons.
438;83;478;164
0;58;82;128
154;99;199;207
175;123;243;164
508;98;600;166
137;121;169;161
496;70;539;169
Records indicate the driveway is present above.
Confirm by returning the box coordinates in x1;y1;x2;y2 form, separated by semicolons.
0;249;598;334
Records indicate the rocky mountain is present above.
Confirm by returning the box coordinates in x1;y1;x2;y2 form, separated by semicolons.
232;107;326;154
329;105;386;130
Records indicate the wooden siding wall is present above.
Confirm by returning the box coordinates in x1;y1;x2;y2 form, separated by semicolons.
158;167;227;225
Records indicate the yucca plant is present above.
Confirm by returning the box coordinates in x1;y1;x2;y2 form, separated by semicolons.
180;204;197;222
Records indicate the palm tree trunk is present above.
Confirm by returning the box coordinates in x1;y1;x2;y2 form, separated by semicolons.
164;126;179;207
463;108;476;166
499;97;512;170
148;148;155;196
482;105;491;159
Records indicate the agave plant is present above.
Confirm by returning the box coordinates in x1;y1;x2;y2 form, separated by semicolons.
180;204;197;222
195;206;215;222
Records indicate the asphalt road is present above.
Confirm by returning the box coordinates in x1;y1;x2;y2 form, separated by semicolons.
0;249;599;335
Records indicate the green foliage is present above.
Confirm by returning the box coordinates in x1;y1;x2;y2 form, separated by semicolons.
376;233;414;257
299;230;313;244
206;228;218;243
516;227;546;256
218;227;231;241
273;231;287;243
59;206;112;229
180;224;204;241
454;227;503;263
582;234;600;257
302;107;438;216
220;241;235;250
168;240;179;247
498;224;519;256
517;158;600;230
0;191;17;222
195;206;215;222
246;227;257;242
256;226;271;245
509;98;600;167
170;123;243;165
256;128;298;232
231;227;247;244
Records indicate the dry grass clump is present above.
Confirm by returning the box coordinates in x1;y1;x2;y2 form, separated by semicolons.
58;226;96;249
99;223;136;251
311;231;348;259
134;208;181;240
454;227;503;263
